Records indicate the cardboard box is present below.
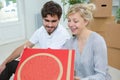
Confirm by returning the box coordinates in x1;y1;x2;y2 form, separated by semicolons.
87;16;115;46
96;31;106;39
88;16;115;31
108;47;120;70
105;23;120;49
91;16;115;25
90;0;112;17
88;24;106;32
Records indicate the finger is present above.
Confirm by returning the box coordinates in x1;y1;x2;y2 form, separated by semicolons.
74;76;80;80
24;45;30;49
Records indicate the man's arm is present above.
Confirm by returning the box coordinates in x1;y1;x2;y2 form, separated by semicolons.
0;41;34;74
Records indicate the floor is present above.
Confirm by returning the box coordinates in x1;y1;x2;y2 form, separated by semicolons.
9;67;120;80
10;75;14;80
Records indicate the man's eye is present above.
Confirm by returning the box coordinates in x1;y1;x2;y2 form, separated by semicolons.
44;19;57;22
45;19;49;22
51;20;57;22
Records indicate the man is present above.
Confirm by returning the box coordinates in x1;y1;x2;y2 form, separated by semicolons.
0;1;70;80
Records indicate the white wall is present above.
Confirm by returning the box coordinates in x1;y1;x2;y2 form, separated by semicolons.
23;0;52;39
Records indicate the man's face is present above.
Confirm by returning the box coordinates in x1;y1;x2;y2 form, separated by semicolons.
43;15;60;35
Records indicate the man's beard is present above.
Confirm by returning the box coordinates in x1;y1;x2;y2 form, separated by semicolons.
46;26;57;35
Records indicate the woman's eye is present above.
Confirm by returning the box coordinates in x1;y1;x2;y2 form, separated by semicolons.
68;20;71;22
74;21;78;23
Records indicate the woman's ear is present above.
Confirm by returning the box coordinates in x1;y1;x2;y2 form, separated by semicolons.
84;20;89;26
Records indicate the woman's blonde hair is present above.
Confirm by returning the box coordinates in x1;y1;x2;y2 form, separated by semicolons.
67;3;96;21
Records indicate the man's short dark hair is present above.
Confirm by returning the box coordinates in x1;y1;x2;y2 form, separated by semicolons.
41;1;62;20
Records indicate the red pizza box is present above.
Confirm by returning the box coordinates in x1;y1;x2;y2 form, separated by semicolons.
14;48;75;80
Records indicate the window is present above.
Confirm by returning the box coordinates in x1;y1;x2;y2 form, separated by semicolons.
0;0;25;45
0;0;18;22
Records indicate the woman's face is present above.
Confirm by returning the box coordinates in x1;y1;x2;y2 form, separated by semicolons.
67;12;88;35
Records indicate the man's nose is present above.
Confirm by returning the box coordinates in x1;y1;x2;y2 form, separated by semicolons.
48;22;53;26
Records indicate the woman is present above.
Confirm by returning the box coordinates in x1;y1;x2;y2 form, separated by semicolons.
63;3;111;80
